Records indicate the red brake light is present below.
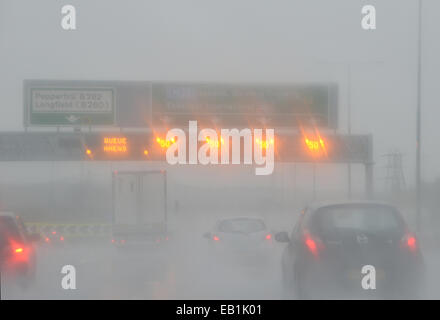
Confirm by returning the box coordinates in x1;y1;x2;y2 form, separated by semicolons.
15;247;24;253
213;235;220;241
303;231;324;257
266;234;272;240
11;245;29;262
403;234;417;252
45;237;50;242
8;240;28;261
60;236;64;241
305;237;317;254
52;231;56;235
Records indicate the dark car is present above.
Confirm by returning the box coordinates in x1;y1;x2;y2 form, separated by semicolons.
0;212;40;288
276;202;425;299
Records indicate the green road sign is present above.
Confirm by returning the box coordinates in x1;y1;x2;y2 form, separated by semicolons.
27;88;115;126
152;83;338;129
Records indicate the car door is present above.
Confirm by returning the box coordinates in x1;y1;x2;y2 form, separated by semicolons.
282;208;307;272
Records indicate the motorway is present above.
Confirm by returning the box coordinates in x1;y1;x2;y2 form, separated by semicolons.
1;233;285;300
2;233;440;300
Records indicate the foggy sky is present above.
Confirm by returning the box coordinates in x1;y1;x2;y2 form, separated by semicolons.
1;0;439;187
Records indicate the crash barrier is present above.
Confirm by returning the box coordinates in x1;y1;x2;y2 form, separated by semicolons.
26;222;112;237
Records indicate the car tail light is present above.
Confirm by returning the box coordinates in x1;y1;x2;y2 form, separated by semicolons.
305;237;317;253
60;236;64;241
213;235;220;241
265;234;272;240
11;245;29;262
52;231;56;235
45;237;50;242
111;239;115;243
402;234;418;252
303;232;325;257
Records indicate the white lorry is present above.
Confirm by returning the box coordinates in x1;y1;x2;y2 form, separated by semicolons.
111;170;167;245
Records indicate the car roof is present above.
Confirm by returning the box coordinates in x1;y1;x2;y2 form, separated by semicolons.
0;212;17;218
215;216;267;228
217;216;266;222
306;200;397;212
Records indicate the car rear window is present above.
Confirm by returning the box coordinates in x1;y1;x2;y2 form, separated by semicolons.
218;218;266;233
311;204;405;235
0;216;22;248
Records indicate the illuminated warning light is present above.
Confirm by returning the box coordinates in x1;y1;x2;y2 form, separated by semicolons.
255;137;274;149
104;137;127;144
205;137;224;148
104;145;127;152
305;137;325;151
86;149;92;156
143;149;149;156
103;137;128;153
299;125;328;158
15;247;24;253
303;136;327;158
156;137;174;149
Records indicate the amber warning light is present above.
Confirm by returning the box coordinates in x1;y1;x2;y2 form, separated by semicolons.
300;127;328;159
156;137;175;149
305;137;325;151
